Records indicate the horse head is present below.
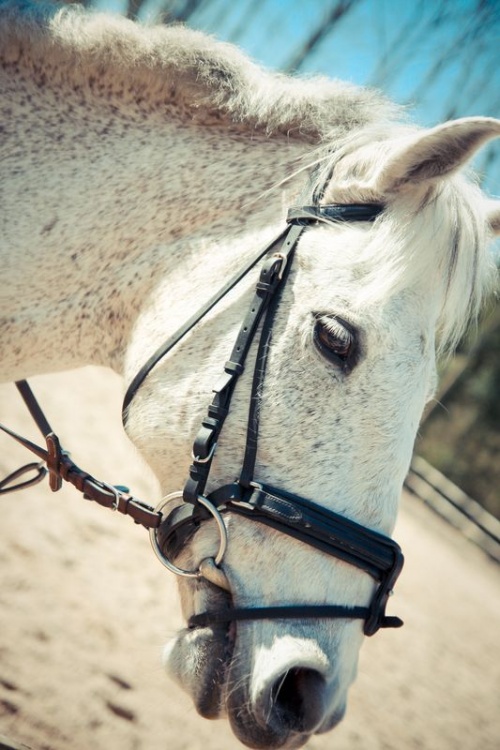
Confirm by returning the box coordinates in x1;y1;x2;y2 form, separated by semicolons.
126;117;500;748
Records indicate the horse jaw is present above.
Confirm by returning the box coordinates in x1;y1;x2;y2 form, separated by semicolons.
163;576;234;718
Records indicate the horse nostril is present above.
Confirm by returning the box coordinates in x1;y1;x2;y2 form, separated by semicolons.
267;667;327;734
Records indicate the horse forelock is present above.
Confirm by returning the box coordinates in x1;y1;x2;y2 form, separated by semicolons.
307;126;497;355
0;0;400;140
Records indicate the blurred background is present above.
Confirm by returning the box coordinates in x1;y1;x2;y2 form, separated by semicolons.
86;0;499;526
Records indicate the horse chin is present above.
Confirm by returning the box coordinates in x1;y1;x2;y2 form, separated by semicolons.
163;580;234;719
163;623;232;718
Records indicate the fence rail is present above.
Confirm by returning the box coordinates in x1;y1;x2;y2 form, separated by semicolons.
405;454;500;564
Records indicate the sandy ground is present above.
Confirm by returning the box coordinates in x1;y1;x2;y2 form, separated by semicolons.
0;366;499;750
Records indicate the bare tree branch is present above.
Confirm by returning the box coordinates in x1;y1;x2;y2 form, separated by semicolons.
406;8;489;105
174;0;207;22
369;1;451;88
229;0;268;44
284;0;359;73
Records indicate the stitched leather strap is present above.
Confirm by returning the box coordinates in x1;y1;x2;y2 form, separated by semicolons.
287;204;383;224
208;483;403;580
0;381;162;529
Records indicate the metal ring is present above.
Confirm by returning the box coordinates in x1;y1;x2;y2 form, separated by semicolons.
95;479;122;511
149;491;228;578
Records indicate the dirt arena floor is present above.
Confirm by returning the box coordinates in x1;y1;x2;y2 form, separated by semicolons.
0;367;499;750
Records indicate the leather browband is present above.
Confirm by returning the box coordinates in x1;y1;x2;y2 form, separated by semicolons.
287;204;384;224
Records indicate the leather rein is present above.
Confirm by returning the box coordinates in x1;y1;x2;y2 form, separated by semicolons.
0;202;404;637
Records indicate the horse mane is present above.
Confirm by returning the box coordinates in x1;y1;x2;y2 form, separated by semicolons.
1;1;495;352
0;0;401;141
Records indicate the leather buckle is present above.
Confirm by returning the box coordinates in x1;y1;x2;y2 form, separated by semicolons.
191;441;217;464
45;432;64;492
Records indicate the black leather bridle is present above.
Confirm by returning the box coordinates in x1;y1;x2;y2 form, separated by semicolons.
126;201;404;637
0;201;404;637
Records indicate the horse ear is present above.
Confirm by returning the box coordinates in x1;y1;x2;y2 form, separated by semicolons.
376;117;500;194
486;199;500;236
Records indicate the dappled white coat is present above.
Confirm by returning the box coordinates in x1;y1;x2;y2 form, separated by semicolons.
0;2;499;748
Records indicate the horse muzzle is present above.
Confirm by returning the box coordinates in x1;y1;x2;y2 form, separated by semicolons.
226;624;348;749
165;572;350;749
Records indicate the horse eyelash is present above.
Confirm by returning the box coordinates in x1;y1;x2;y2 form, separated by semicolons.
318;315;352;342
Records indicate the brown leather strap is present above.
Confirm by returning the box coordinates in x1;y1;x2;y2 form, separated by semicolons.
0;381;162;529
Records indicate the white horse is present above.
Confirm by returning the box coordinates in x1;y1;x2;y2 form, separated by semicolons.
1;2;499;748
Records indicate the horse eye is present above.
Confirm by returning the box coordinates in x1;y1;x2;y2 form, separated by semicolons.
313;315;356;369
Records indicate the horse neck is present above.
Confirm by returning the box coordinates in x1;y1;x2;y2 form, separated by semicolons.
0;46;306;383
